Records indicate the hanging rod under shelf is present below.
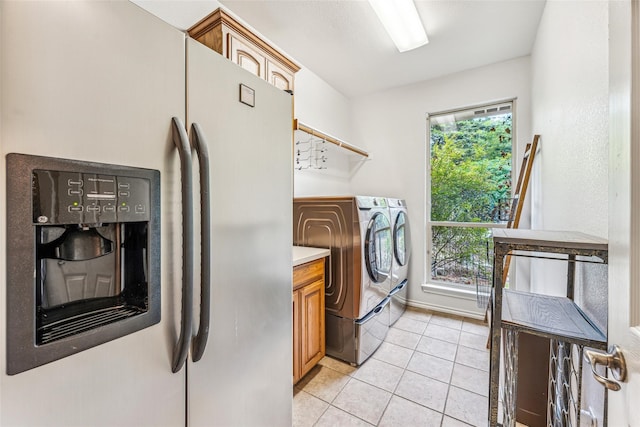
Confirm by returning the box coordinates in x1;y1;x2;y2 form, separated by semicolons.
293;119;369;158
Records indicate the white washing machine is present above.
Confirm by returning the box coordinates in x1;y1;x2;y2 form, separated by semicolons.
358;196;393;313
388;198;411;325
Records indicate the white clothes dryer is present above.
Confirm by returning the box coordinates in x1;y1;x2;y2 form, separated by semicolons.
388;198;411;325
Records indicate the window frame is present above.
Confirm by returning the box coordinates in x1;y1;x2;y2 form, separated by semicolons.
424;98;517;294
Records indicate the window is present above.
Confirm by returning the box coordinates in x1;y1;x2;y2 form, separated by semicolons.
427;101;513;291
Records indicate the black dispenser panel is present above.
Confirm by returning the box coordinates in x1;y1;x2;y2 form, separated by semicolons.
6;153;161;375
32;170;151;224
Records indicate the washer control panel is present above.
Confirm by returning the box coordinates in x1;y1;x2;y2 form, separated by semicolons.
33;170;150;224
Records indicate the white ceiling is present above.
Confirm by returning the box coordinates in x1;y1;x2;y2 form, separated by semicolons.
133;0;547;98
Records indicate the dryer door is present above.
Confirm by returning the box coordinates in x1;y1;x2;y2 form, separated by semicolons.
365;212;392;283
393;211;410;266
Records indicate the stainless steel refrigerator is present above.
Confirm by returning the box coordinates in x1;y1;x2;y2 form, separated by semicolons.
0;1;293;425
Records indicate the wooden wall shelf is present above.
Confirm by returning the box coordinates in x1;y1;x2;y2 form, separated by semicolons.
294;119;369;158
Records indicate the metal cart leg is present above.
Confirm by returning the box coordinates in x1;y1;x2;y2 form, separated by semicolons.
503;329;519;427
489;249;506;426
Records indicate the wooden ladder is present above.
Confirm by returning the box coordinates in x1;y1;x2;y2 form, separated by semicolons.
500;134;540;284
485;135;540;333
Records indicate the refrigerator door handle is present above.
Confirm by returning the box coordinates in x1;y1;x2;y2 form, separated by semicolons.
190;122;211;363
171;117;194;373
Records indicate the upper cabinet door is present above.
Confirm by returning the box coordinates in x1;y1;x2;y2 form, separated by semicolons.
188;8;299;93
227;29;266;79
267;59;294;92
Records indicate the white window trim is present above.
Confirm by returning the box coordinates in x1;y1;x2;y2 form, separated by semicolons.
421;282;478;300
424;98;518;296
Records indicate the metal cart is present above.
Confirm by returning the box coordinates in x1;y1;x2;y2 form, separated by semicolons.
488;229;608;426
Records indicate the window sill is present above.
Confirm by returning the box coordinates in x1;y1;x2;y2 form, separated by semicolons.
421;283;479;301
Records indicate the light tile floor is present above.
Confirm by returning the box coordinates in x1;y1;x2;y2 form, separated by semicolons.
293;308;492;427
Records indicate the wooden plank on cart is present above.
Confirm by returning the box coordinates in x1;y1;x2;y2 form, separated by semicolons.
501;135;539;284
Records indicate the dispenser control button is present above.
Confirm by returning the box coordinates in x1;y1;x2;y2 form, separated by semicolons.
67;179;83;187
103;205;116;213
118;205;130;213
118;191;130;197
118;183;130;189
68;205;83;212
87;193;116;200
87;205;100;213
68;189;83;196
135;204;146;214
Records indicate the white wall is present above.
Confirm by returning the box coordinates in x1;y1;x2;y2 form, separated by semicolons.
530;1;609;240
349;57;532;317
130;0;220;30
293;67;355;197
529;1;609;424
529;1;609;308
295;68;352;142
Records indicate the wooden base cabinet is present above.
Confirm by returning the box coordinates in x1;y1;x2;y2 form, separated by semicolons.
293;258;326;384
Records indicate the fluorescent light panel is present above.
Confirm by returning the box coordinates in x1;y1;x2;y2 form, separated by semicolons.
368;0;428;52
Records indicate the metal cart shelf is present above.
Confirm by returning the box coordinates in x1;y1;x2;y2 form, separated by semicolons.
488;229;608;427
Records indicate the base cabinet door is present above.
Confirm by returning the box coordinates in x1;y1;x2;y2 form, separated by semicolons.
300;279;325;376
293;258;326;384
293;290;301;384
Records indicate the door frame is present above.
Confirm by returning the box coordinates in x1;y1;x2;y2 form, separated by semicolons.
607;0;640;424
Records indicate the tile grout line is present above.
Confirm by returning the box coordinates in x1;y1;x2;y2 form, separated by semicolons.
377;314;431;425
407;312;450;426
310;398;330;427
439;316;463;427
298;311;491;427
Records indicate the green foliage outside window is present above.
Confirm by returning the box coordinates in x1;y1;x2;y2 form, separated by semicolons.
430;114;512;285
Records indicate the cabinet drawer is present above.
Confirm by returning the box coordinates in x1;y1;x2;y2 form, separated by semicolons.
293;259;324;290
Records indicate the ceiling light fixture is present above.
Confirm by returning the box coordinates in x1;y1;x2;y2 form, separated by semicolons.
368;0;428;52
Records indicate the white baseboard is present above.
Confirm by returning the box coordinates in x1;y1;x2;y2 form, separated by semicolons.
405;299;486;321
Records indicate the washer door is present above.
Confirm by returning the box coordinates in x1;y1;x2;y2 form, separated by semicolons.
393;211;410;266
365;212;392;283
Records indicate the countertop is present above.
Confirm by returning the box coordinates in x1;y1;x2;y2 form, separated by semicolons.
292;246;330;267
